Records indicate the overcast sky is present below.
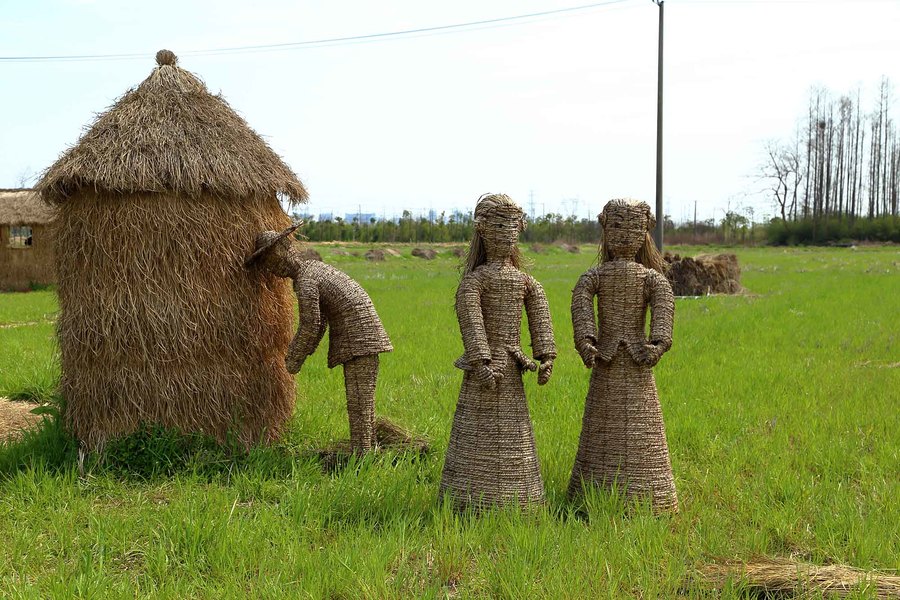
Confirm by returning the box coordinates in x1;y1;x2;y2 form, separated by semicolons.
2;0;898;223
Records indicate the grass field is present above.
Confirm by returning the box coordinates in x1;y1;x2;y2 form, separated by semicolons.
0;244;898;598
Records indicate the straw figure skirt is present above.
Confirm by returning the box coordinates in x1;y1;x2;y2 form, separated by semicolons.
440;264;555;511
569;260;677;512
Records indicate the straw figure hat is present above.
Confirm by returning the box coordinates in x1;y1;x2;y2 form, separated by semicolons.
36;50;308;450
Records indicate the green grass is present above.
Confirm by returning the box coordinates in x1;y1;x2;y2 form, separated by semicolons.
0;245;897;598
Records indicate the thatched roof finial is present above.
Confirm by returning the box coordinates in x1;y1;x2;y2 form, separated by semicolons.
156;49;177;67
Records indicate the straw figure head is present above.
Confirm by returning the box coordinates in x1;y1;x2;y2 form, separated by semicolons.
35;51;307;449
599;199;666;273
244;222;303;276
463;193;527;276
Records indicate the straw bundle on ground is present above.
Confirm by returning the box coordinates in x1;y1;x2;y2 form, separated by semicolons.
411;247;438;260
296;247;322;261
364;249;386;261
35;50;308;449
701;558;900;598
311;417;430;472
440;194;556;512
665;252;741;296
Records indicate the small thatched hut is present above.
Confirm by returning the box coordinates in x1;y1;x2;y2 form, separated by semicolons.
0;189;56;291
36;50;308;449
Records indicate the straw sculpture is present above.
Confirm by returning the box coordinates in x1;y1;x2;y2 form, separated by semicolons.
35;50;308;450
247;228;393;452
701;558;900;599
440;193;556;512
569;199;678;512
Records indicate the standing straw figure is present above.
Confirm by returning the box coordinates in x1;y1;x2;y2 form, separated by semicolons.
568;199;678;512
246;225;392;452
440;193;556;511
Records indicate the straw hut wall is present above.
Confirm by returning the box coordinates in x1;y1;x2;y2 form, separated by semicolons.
36;50;308;449
0;189;56;291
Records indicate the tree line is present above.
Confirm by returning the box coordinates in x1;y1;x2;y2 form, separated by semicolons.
762;78;899;244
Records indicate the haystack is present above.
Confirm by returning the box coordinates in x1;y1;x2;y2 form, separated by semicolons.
0;189;56;291
36;50;308;449
411;247;437;260
664;253;741;296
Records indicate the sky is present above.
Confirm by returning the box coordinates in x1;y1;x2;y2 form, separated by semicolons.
2;0;899;224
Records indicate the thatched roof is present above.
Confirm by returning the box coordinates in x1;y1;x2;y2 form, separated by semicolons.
0;189;55;225
37;50;309;205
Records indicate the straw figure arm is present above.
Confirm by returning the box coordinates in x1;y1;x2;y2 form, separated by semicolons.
636;269;675;368
285;280;324;374
456;272;501;390
571;269;601;368
524;274;556;385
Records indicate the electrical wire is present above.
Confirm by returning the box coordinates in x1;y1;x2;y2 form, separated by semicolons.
0;0;634;63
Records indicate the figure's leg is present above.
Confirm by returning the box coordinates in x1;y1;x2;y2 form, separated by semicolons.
342;355;378;451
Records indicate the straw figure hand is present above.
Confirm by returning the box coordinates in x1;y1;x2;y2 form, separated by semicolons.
472;363;503;390
246;226;393;453
576;339;600;368
440;193;556;512
537;357;553;385
634;342;665;367
567;199;678;513
285;348;306;374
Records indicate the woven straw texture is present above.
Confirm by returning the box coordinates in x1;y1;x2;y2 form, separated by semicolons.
440;194;556;511
254;233;392;451
568;199;677;512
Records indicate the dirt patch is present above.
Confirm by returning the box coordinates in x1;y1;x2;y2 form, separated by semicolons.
0;397;41;440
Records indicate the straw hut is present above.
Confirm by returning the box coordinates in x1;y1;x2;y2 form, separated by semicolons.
0;189;55;291
36;50;309;449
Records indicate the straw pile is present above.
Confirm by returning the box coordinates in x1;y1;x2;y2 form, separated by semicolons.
559;243;580;253
411;247;437;260
364;249;386;261
701;558;900;598
297;247;322;261
35;50;308;449
665;253;741;296
311;417;430;472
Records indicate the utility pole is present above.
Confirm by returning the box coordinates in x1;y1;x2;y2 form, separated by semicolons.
652;0;664;251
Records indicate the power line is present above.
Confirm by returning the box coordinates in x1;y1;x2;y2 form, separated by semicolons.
0;0;634;63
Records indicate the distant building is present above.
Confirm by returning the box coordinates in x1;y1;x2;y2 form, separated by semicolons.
345;213;377;224
0;189;55;291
